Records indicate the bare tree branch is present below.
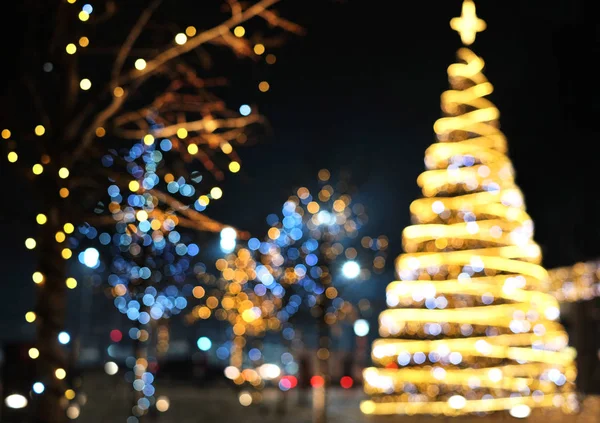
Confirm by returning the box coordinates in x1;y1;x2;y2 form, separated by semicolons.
24;78;51;131
119;0;281;83
69;93;129;165
258;9;306;34
112;0;163;82
149;188;249;239
114;114;263;139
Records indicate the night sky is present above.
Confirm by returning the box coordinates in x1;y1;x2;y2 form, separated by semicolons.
1;0;599;341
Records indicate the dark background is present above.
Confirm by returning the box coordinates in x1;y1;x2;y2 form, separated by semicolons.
1;0;599;341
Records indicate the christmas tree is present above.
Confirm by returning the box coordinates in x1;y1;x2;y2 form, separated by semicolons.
361;1;577;417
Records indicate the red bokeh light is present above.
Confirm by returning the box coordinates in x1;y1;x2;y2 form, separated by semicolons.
340;376;353;389
310;375;325;388
385;362;398;369
110;329;123;343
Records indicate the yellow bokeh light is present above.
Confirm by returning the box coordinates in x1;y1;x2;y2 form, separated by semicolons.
233;323;246;336
80;78;92;90
198;195;210;206
32;272;44;284
134;58;147;70
258;81;270;92
66;43;77;54
65;389;76;400
129;180;140;192
79;36;89;47
32;164;44;175
318;169;330;181
177;127;188;139
174;33;187;45
192;286;205;299
29;348;40;359
268;227;280;240
36;214;47;225
25;238;36;249
233;26;245;37
55;231;66;243
59;188;70;198
185;26;197;37
143;134;154;145
210;187;223;199
187;144;199;155
7;152;18;162
136;210;149;221
113;86;124;97
114;284;127;296
58;167;70;179
325;287;338;299
61;248;72;259
66;277;78;289
1;129;11;139
253;43;265;55
220;142;233;154
64;223;74;234
95;127;106;137
55;368;67;380
78;11;89;21
35;125;45;136
67;0;76;3
307;201;320;214
25;312;36;323
229;161;241;173
156;397;170;412
197;306;211;319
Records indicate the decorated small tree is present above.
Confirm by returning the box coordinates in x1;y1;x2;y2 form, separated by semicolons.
361;1;577;418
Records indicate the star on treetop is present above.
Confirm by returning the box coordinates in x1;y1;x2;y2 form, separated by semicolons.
450;0;486;45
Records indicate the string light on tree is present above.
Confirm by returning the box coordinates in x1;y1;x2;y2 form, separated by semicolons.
3;1;301;420
361;1;576;417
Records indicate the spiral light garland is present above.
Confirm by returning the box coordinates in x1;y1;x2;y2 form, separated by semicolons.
361;2;577;417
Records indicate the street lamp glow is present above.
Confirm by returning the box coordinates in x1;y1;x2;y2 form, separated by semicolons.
342;261;360;279
353;319;370;337
32;382;45;394
58;331;71;345
258;363;281;380
5;394;27;409
509;404;531;419
220;227;236;253
220;238;235;252
197;336;212;351
220;227;236;240
82;247;99;268
104;361;119;376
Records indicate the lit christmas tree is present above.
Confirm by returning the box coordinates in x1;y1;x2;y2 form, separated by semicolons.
361;1;577;418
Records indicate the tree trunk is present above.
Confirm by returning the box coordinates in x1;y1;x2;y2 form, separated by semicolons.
313;293;330;423
132;312;152;421
35;206;68;423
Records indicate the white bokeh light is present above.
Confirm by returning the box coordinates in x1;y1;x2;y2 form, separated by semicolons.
5;394;28;409
342;261;360;279
104;361;119;376
82;247;99;268
353;319;370;337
